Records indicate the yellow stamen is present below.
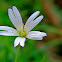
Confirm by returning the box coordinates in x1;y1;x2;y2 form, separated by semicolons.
24;33;26;34
22;23;24;26
20;35;23;37
24;32;27;34
19;27;21;29
24;27;28;29
17;30;18;34
16;26;18;28
25;32;27;34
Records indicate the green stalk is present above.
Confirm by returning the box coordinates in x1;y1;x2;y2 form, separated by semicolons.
15;45;20;62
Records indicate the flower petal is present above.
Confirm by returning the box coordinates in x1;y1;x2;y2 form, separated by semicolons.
14;37;20;47
19;37;26;47
14;37;26;47
8;6;23;30
0;31;18;36
25;15;43;32
8;8;17;28
24;11;40;28
12;6;23;30
26;31;47;40
0;26;17;33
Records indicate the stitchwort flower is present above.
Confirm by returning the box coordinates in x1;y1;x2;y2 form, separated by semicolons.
0;6;47;47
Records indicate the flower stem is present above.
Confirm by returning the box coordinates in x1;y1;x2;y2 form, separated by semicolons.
15;45;20;62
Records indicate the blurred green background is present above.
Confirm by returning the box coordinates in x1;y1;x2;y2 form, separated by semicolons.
0;0;62;62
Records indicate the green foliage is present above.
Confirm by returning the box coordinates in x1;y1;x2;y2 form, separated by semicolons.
0;0;62;62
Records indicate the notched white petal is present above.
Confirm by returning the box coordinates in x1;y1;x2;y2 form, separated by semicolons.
25;15;44;32
26;31;47;40
8;6;23;30
24;11;40;29
14;37;26;47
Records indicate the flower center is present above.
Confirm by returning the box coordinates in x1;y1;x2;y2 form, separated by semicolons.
16;23;28;37
19;30;27;37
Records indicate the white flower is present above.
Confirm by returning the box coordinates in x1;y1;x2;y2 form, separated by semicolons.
0;6;47;47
